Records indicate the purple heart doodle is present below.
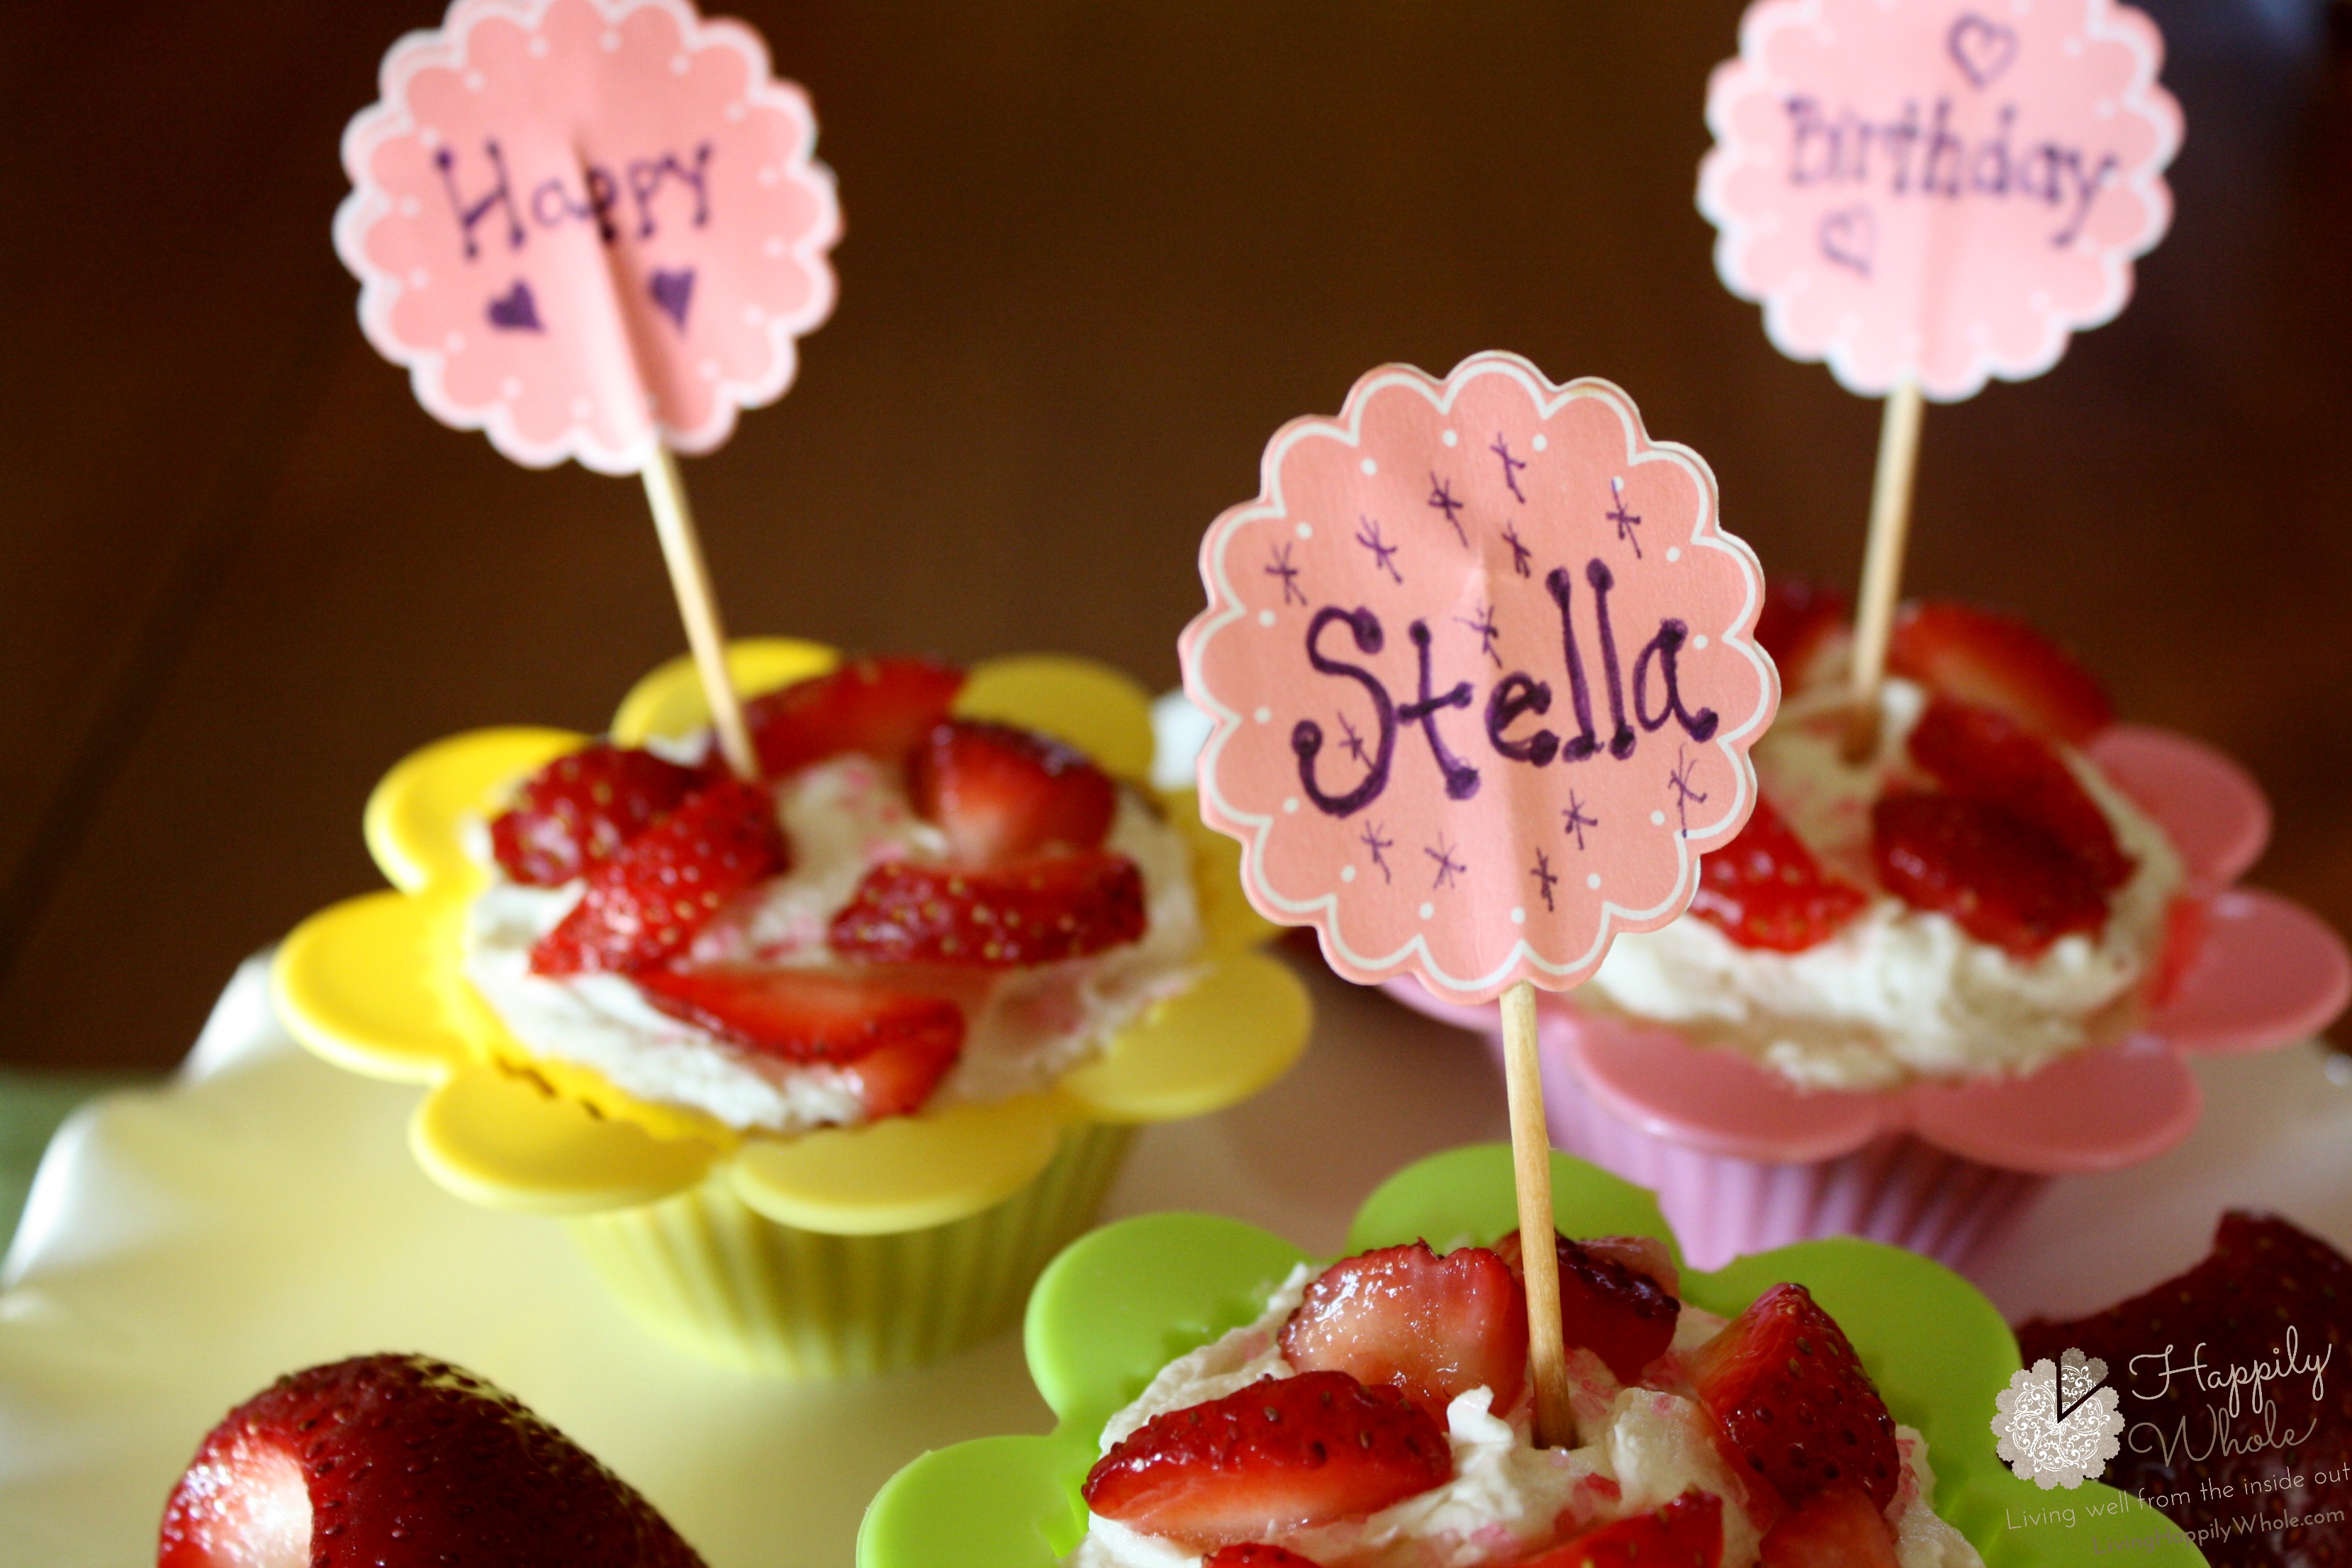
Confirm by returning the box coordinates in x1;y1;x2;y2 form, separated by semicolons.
649;267;695;331
485;280;542;332
1818;205;1876;276
1948;13;2020;89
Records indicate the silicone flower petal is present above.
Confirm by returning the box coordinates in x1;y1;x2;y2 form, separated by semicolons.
1055;951;1309;1125
859;1147;2205;1568
274;889;478;1083
730;1096;1065;1236
412;1064;717;1215
365;727;584;893
2146;887;2352;1053
956;655;1157;784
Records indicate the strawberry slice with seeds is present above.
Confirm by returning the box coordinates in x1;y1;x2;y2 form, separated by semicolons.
1204;1547;1326;1568
1521;1489;1725;1568
1905;696;2133;891
159;1353;704;1568
1754;577;1852;693
1871;793;2105;958
1886;600;2113;744
530;780;787;975
1279;1241;1528;1423
743;656;966;777
1080;1370;1451;1550
490;743;705;886
1684;1283;1899;1512
632;968;966;1120
1690;795;1869;952
829;849;1146;967
1757;1484;1898;1567
1495;1230;1680;1384
908;719;1118;865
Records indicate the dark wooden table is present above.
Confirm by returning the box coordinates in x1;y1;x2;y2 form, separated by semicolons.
2;1;2346;1071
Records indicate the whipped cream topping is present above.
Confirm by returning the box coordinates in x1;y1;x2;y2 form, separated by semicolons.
461;754;1203;1133
1581;679;2183;1090
1067;1265;1980;1568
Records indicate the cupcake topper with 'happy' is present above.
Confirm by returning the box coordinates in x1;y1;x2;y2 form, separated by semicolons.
335;0;841;780
1182;353;1779;1445
1698;0;2179;755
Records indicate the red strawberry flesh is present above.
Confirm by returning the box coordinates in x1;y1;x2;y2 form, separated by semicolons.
530;780;787;975
743;656;965;778
1757;1483;1898;1567
490;744;704;886
908;719;1118;866
1521;1489;1725;1568
1279;1241;1529;1423
1905;695;2132;891
1871;793;2105;958
829;849;1146;967
1080;1370;1450;1550
1691;795;1869;953
157;1353;704;1568
1887;600;2113;744
1495;1231;1681;1384
1204;1547;1326;1568
1684;1282;1899;1511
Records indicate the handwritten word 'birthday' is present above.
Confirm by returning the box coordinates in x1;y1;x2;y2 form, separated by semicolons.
1785;98;2120;247
435;138;714;259
1291;557;1718;818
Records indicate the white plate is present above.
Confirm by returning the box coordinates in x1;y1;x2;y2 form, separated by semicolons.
5;953;2348;1566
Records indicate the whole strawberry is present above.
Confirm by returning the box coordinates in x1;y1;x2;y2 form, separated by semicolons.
158;1353;704;1568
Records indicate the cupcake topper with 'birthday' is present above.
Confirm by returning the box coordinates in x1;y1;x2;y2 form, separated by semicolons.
1698;0;2178;752
1182;352;1779;1446
335;0;841;778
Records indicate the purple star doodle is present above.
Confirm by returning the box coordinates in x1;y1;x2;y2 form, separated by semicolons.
1455;601;1501;668
1667;745;1709;837
1562;793;1597;851
1490;433;1528;503
1426;472;1468;547
1265;542;1306;606
1425;834;1467;890
1338;711;1372;766
1530;849;1558;912
1501;522;1533;578
1360;821;1395;884
1608;476;1643;560
1355;515;1403;583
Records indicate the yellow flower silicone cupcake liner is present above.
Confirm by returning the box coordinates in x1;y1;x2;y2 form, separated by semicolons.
273;639;1310;1376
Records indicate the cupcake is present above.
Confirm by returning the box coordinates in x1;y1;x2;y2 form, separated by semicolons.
1385;592;2350;1272
860;1145;2193;1567
274;639;1309;1377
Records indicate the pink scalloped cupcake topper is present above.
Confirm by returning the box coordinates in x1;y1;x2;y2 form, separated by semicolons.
1698;0;2180;401
1181;354;1779;1006
335;0;840;474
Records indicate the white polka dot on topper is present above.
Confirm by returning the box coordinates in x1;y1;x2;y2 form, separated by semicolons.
334;0;840;474
1180;354;1779;1005
1698;0;2180;401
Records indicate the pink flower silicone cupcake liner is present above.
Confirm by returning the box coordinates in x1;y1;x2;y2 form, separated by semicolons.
1387;722;2352;1273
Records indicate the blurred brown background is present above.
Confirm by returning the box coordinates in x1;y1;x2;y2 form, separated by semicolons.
1;1;2346;1071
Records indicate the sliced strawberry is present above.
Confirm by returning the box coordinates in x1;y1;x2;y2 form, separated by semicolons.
1691;795;1869;953
1754;577;1852;693
489;743;705;886
1757;1484;1898;1567
1080;1371;1450;1550
908;719;1118;865
839;1031;965;1119
1204;1547;1326;1568
633;968;965;1067
1886;600;2113;744
530;780;787;975
1684;1283;1898;1512
1521;1489;1725;1568
1871;793;2105;958
159;1354;704;1568
742;656;965;778
1579;1234;1681;1299
1905;696;2132;891
1494;1231;1681;1384
1278;1242;1528;1423
2147;894;2209;1007
829;849;1146;967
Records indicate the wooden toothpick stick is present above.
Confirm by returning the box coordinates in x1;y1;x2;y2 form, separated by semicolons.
1500;979;1573;1448
641;446;760;781
1843;379;1925;762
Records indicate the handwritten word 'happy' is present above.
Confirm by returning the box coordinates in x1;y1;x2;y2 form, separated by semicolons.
434;138;713;259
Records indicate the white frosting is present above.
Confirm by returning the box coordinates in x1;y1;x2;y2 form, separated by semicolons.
461;755;1203;1133
1068;1267;1980;1568
1583;680;2183;1090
